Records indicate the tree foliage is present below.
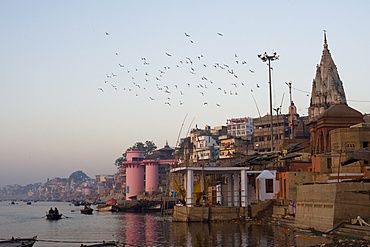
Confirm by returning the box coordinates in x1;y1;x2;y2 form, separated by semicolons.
114;140;157;168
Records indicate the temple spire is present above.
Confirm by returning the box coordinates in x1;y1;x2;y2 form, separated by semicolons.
323;30;329;52
308;32;347;121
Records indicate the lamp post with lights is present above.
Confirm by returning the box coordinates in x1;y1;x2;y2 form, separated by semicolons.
285;81;293;139
257;52;279;152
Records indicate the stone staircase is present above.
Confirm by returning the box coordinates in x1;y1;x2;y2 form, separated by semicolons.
250;199;275;219
333;224;370;240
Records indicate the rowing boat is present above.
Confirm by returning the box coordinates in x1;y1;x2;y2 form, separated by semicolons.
0;236;37;247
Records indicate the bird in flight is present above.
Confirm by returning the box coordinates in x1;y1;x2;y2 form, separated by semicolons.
98;88;104;92
217;32;223;36
249;69;255;73
105;32;109;35
216;103;221;107
256;84;260;88
185;32;190;37
166;53;172;57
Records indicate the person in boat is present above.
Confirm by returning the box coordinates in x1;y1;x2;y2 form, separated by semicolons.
49;207;54;214
54;207;59;215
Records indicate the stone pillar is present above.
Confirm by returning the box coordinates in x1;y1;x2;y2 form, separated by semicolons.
233;172;240;206
240;170;249;207
186;169;194;207
227;173;233;207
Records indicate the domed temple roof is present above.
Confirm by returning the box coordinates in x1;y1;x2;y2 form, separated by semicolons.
319;103;363;119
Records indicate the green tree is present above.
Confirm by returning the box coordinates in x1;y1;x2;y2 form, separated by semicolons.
114;156;125;169
114;140;157;168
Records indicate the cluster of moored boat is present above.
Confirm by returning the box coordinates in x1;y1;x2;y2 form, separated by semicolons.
0;236;37;247
0;236;121;246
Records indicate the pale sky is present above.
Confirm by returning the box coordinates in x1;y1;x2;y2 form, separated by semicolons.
1;1;370;187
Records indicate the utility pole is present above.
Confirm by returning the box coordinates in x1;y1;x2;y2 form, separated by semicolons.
257;52;279;151
286;81;293;139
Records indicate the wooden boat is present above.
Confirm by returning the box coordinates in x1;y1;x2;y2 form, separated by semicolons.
46;213;62;220
95;204;119;212
80;241;120;247
0;236;37;247
106;198;117;206
73;200;87;206
81;206;94;214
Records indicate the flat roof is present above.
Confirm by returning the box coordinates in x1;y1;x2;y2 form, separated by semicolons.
170;166;272;175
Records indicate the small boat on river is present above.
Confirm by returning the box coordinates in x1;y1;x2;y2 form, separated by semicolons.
0;236;37;247
95;204;119;212
79;241;120;246
46;213;62;220
81;206;94;214
96;198;119;212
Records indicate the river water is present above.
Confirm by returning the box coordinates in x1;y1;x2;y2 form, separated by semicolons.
0;201;333;246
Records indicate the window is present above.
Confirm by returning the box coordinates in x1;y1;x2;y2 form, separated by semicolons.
346;143;355;148
327;158;332;169
265;179;273;193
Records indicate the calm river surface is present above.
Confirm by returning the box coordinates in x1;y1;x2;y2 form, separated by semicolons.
0;201;333;246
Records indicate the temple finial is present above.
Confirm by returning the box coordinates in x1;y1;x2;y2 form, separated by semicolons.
323;29;329;51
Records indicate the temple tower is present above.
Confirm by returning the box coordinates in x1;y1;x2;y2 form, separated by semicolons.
308;31;347;121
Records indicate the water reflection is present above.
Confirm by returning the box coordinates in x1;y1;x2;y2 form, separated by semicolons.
0;202;331;247
171;222;293;247
107;213;300;246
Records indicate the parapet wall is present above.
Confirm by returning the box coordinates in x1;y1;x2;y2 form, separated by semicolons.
172;206;248;222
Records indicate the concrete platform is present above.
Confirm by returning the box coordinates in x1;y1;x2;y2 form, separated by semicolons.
172;206;249;222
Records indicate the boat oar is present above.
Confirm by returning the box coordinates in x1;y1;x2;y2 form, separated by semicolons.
62;214;71;218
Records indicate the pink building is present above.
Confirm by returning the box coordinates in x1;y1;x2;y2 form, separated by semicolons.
143;160;159;193
122;151;145;200
120;144;178;200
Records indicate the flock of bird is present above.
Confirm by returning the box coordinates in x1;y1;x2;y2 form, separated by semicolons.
98;31;276;110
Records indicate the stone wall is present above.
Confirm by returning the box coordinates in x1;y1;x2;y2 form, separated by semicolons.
295;181;370;232
172;206;248;222
278;172;315;201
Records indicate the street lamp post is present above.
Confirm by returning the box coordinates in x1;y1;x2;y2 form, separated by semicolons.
257;52;279;152
285;81;293;139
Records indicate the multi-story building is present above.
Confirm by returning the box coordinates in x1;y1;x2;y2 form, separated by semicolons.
226;117;254;138
253;114;290;152
219;135;250;158
188;126;223;166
